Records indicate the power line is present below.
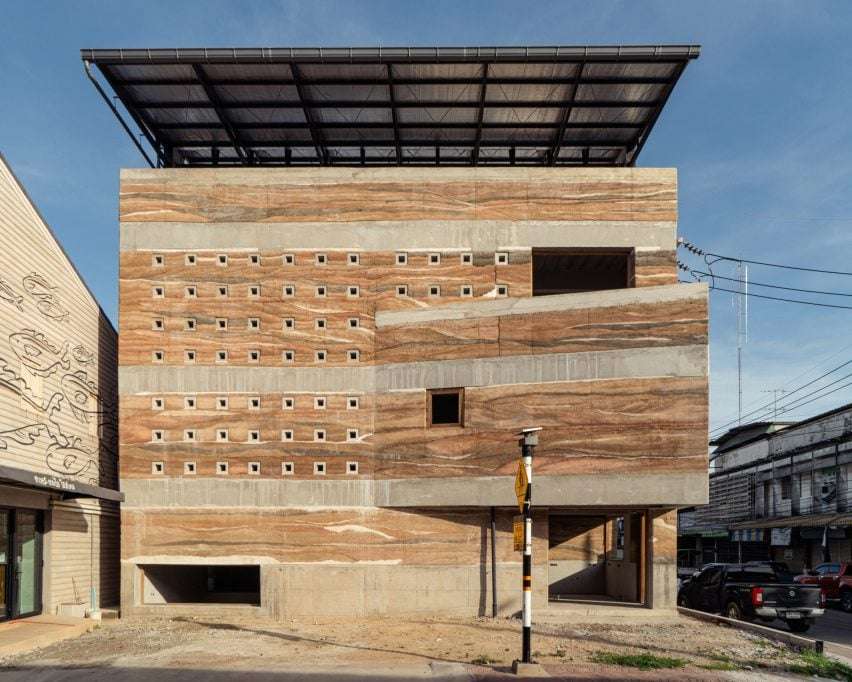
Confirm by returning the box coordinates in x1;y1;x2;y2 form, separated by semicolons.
707;284;852;310
679;239;852;276
691;270;852;298
710;359;852;436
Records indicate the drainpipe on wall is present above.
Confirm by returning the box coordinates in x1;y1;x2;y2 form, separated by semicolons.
491;506;498;617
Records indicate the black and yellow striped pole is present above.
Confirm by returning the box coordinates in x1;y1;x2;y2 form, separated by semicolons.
517;427;540;667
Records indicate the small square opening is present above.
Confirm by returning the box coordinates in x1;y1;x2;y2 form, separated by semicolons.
184;462;196;475
218;254;228;266
396;285;407;297
461;253;472;264
218;285;228;297
184;396;196;409
250;254;260;265
283;254;295;265
185;286;197;298
348;317;359;329
282;430;294;441
283;318;294;330
217;397;229;410
152;461;164;474
216;462;229;475
396;252;407;265
249;285;260;297
314;462;326;475
348;253;360;265
283;350;295;362
429;253;441;265
185;254;197;266
249;462;260;475
316;253;327;265
347;397;359;410
283;285;295;297
152;397;164;410
430;389;463;426
152;254;164;267
282;462;294;475
283;397;294;410
315;318;326;330
248;318;260;329
152;318;164;330
347;461;359;475
216;318;228;330
315;350;326;362
348;286;359;298
316;285;326;297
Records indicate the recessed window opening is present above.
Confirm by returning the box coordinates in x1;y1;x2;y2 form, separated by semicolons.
429;388;463;426
140;564;260;605
532;248;633;296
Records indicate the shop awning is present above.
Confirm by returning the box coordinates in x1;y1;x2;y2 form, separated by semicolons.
0;464;123;502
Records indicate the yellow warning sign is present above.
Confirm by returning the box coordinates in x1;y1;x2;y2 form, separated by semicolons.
513;516;524;552
514;460;528;512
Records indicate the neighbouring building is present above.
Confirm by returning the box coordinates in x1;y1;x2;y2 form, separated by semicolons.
83;45;708;618
679;403;852;571
0;153;121;621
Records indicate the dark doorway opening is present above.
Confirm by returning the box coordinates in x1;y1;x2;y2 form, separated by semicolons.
532;248;633;296
141;564;260;605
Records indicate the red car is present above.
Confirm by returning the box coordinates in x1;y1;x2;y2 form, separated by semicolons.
795;562;852;611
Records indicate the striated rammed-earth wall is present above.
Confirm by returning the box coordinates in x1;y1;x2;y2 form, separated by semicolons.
117;167;707;617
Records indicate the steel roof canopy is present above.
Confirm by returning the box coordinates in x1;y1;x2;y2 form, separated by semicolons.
81;45;699;168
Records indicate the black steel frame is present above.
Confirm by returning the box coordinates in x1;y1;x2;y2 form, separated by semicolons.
81;45;699;168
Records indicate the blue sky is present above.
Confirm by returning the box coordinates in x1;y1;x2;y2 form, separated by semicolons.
2;1;852;432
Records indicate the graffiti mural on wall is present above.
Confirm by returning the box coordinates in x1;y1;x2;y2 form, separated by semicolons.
0;272;115;485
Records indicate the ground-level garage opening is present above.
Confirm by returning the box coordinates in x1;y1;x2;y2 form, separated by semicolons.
140;564;260;605
548;512;648;606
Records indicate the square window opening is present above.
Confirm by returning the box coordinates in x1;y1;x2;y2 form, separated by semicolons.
430;389;464;426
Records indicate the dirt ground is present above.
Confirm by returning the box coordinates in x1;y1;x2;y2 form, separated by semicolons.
0;614;830;680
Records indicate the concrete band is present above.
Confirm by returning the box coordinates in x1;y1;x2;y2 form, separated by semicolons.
121;166;675;185
119;470;709;509
119;344;707;395
119;220;676;252
376;282;707;327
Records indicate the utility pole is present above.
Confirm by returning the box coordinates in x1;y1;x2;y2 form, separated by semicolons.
513;427;541;675
761;388;787;419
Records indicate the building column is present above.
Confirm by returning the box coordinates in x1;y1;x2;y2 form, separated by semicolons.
647;509;678;610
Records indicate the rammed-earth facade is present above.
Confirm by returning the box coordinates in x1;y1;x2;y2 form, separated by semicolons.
118;166;709;616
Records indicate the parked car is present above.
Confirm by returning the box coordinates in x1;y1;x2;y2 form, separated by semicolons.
678;562;825;633
795;562;852;612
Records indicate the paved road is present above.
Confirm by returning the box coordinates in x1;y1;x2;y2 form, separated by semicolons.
767;606;852;658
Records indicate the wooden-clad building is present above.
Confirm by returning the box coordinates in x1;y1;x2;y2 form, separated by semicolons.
85;45;708;618
0;153;120;621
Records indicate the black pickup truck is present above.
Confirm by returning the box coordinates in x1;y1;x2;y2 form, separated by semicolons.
677;562;825;633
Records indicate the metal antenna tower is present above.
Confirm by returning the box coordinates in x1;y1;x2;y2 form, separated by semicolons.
735;262;748;424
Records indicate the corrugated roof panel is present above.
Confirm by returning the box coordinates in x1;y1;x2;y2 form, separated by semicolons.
392;63;484;79
213;84;300;103
298;63;387;79
227;108;307;124
485;82;571;102
393;82;480;102
480;127;554;143
399;127;476;144
141;107;221;125
124;84;208;104
575;82;665;102
201;63;294;80
397;107;479;124
105;63;194;81
487;62;579;79
582;62;679;79
312;107;392;124
305;84;390;102
483;107;562;124
569;106;648;125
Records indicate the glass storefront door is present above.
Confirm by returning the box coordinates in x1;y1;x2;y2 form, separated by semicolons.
0;508;42;620
0;510;7;620
14;510;40;617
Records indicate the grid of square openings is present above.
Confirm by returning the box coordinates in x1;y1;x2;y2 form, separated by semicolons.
146;249;517;364
148;395;363;453
151;460;361;476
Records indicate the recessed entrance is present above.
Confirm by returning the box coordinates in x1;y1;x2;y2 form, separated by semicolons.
548;512;646;606
0;508;43;621
141;564;260;605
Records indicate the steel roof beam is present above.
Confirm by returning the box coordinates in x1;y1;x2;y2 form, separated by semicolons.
290;63;325;162
192;64;248;164
134;98;661;109
111;76;672;87
387;64;402;163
